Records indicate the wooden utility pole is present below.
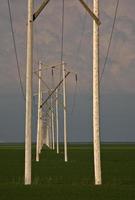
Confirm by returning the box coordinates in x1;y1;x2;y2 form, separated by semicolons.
46;102;51;148
46;123;50;147
24;0;51;185
36;61;42;162
39;92;43;153
51;94;55;150
93;0;102;185
49;99;53;149
78;0;102;186
24;0;33;185
56;89;59;154
62;62;68;162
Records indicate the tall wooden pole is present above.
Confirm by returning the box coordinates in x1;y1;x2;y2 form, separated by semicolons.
93;0;102;185
62;61;68;162
51;94;55;150
46;123;49;147
46;102;51;148
39;92;43;153
25;0;33;185
49;99;53;149
56;89;59;154
36;61;42;162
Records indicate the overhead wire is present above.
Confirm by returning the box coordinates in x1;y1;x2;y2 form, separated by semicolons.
70;3;88;128
34;0;40;65
32;0;39;131
71;74;78;115
60;0;65;65
59;0;65;86
7;0;25;100
41;71;70;108
75;6;88;61
100;0;120;82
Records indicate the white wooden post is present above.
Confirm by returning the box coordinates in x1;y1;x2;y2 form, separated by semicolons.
36;61;42;162
56;89;59;154
93;0;102;185
24;0;33;185
62;61;68;162
51;94;55;150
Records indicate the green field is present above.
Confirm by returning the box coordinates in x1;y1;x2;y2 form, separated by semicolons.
0;144;135;200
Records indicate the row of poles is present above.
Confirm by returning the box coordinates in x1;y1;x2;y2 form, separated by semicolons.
35;61;69;163
24;0;102;186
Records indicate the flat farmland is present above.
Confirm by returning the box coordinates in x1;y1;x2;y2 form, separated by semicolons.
0;144;135;200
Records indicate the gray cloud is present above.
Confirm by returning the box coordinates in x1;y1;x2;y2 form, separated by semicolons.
0;0;135;142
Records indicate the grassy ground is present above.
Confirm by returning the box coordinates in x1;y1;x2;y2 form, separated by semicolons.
0;144;135;199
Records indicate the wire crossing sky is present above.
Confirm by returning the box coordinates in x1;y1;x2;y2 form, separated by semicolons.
100;0;120;82
7;0;25;100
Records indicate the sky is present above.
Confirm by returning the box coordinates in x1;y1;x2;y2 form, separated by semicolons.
0;0;135;142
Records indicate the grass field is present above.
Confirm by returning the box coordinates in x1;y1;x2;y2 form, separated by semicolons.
0;143;135;200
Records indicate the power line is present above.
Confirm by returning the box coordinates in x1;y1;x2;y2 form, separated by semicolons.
59;0;65;84
71;74;78;115
75;0;88;60
61;0;65;64
41;71;70;108
7;0;25;100
100;0;120;82
34;0;39;63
